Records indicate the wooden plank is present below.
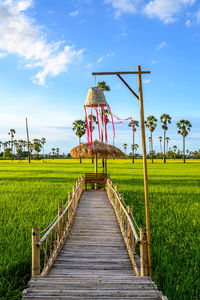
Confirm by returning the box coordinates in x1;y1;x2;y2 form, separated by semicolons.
23;190;164;300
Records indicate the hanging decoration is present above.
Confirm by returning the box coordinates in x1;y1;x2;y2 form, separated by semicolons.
84;87;135;148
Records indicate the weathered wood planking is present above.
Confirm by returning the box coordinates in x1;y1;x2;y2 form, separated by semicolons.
23;190;164;300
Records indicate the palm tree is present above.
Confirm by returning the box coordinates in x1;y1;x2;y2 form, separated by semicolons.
172;145;177;160
128;120;139;163
145;115;157;163
52;148;55;159
158;136;162;154
177;119;192;163
134;144;139;154
8;129;16;161
96;81;110;91
56;148;59;157
72;119;86;163
148;137;152;155
166;137;170;152
123;143;127;157
41;138;46;162
160;114;171;163
33;139;42;159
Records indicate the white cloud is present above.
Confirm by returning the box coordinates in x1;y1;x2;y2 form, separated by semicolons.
104;0;137;17
144;0;195;24
0;0;83;86
69;9;79;17
97;56;104;63
143;79;151;84
156;41;168;51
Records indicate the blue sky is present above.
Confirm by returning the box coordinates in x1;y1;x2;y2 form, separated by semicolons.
0;0;200;154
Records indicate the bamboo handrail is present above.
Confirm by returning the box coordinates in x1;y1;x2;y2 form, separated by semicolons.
108;181;140;243
32;176;84;276
106;178;149;277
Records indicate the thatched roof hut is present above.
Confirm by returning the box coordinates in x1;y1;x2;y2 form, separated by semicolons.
70;140;126;159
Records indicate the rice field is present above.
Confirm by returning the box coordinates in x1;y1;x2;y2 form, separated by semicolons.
0;159;199;300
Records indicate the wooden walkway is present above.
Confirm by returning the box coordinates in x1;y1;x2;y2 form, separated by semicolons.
23;190;164;299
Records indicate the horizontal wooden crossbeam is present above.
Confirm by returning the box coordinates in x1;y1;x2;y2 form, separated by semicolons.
92;71;151;75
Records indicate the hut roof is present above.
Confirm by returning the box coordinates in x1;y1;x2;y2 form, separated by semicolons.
84;87;109;107
70;141;126;159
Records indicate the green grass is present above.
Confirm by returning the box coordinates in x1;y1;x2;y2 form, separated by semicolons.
0;159;199;300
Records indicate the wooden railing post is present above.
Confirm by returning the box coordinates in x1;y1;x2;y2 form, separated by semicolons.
140;228;148;276
57;204;63;242
32;227;40;276
127;206;131;245
115;186;119;210
68;192;72;224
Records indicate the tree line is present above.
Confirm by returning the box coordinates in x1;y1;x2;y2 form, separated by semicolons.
0;129;62;160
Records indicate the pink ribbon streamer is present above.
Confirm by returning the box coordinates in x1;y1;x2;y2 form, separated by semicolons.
108;105;115;139
102;106;108;143
94;107;101;142
84;106;90;143
90;106;93;149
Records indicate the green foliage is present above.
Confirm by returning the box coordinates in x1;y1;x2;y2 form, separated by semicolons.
177;119;192;138
3;148;11;159
72;119;86;144
96;81;110;91
160;114;172;131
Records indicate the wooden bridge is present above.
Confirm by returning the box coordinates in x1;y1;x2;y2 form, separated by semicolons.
22;176;167;300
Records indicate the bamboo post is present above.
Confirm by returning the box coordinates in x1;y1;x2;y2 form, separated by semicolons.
68;192;72;224
57;204;63;242
127;206;131;245
32;228;40;276
140;228;148;276
137;65;152;276
115;186;119;210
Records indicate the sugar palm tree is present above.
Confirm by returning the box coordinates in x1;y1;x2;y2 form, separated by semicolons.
72;119;86;163
158;136;162;154
172;145;177;160
177;119;192;163
41;138;46;156
123;143;127;157
52;148;55;159
128;120;139;163
160;114;171;163
8;129;16;161
96;81;110;91
33;139;42;159
134;144;139;154
145;115;157;163
166;137;170;152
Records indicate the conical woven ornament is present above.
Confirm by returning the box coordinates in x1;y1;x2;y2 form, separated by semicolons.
84;87;109;107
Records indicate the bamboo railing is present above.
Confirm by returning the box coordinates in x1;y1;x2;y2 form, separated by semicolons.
32;176;84;276
107;178;149;276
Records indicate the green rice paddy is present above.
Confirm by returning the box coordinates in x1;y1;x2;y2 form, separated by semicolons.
0;159;199;300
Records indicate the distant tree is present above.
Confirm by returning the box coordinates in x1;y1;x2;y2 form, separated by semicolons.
128;120;139;163
145;115;157;163
166;137;170;152
158;136;162;154
72;119;86;163
52;148;55;159
8;129;16;161
3;148;11;159
41;138;46;162
123;143;127;157
172;145;177;160
177;119;192;163
160;114;171;163
148;137;152;156
0;141;2;154
16;142;23;160
56;148;59;157
33;139;42;158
